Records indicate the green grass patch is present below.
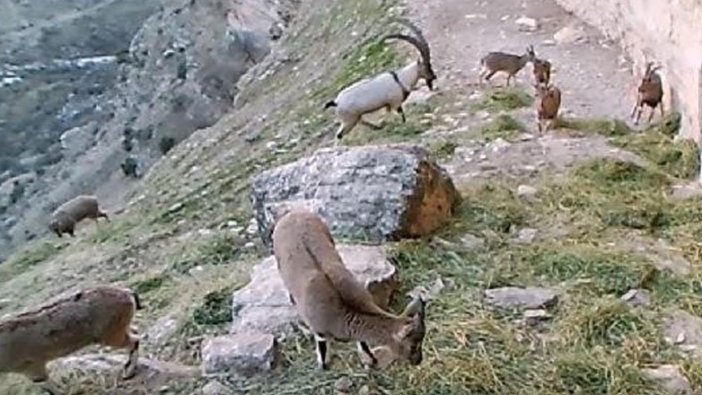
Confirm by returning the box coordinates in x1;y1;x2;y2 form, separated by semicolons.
479;114;526;141
558;116;632;137
430;140;458;158
131;274;169;294
470;87;533;113
4;241;64;273
171;234;243;274
192;286;233;327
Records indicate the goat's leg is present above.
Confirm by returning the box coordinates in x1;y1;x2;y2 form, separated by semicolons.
397;106;406;123
659;102;665;120
633;106;643;125
335;117;359;142
122;335;140;379
99;211;110;222
505;74;512;87
648;105;655;124
357;341;378;367
630;102;639;119
314;333;329;370
288;293;296;305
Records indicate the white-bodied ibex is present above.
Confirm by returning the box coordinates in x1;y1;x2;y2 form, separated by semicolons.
0;286;142;394
324;18;437;142
272;210;426;370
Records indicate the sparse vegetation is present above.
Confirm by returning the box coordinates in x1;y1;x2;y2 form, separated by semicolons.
479;114;526;141
471;87;533;113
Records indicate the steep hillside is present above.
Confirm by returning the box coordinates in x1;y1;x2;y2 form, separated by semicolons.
2;0;702;393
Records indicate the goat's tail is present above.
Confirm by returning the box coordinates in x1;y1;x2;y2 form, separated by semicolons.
131;290;143;310
324;100;337;109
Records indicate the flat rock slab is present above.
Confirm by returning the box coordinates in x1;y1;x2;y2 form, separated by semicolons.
484;287;559;309
230;244;398;338
641;365;692;394
663;309;702;358
251;144;460;247
201;331;277;376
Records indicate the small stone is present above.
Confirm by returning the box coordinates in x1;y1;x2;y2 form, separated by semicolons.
201;331;278;376
641;365;692;394
489;138;511;153
460;234;485;251
514;228;538;244
621;289;651;308
516;185;538;199
554;26;586;45
523;309;551;325
408;277;445;301
515;16;539;31
358;385;373;395
167;202;184;214
663;309;702;358
0;298;10;310
244;241;256;249
334;377;353;393
201;381;231;395
485;287;558;309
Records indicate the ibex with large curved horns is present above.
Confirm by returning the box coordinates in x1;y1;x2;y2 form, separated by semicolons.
631;62;664;125
324;18;437;142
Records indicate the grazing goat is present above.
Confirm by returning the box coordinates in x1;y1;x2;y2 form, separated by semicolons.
631;62;664;125
49;195;109;237
532;57;551;86
534;83;562;133
479;45;536;87
272;210;426;370
0;286;142;394
324;18;436;142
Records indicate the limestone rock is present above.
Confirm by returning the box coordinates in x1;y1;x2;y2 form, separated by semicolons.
641;365;692;394
513;228;538;244
515;17;539;32
621;289;651;308
484;287;558;309
201;380;232;395
201;331;278;376
553;26;586;44
663;309;702;358
230;244;398;338
145;314;181;347
334;377;353;394
516;184;538;199
52;354;199;381
250;144;460;247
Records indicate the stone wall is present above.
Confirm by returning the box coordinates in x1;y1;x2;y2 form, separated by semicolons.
555;0;702;162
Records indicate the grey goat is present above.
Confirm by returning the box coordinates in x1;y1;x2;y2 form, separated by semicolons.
479;45;536;87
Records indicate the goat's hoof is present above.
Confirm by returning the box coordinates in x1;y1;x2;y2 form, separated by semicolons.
317;362;329;370
121;366;137;380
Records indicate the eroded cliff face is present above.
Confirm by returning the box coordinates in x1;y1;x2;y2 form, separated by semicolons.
0;0;296;262
554;0;702;171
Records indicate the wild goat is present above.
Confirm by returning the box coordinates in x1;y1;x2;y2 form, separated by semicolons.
272;210;426;370
532;57;551;86
324;18;436;142
631;62;664;125
534;83;562;132
0;286;142;395
49;195;109;237
479;45;536;87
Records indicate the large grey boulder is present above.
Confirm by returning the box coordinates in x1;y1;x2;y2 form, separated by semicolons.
250;144;461;247
230;244;398;338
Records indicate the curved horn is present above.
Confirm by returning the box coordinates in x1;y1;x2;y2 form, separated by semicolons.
386;18;433;72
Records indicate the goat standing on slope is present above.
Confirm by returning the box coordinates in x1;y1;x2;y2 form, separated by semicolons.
324;19;437;142
631;62;664;125
273;210;426;370
534;83;562;133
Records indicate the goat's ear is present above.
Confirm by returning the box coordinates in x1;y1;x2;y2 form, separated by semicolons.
402;296;426;319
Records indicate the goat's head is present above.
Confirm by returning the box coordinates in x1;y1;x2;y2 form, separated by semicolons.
525;45;536;61
49;215;74;235
383;19;437;90
392;296;427;365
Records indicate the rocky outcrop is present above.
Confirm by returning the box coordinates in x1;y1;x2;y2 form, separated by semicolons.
201;331;278;376
230;244;398;338
251;144;461;247
553;0;702;158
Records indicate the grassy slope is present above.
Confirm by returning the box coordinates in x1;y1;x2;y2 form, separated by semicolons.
2;0;702;394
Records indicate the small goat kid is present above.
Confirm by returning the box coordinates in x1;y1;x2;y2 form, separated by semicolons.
532;57;552;87
0;286;142;395
324;19;436;142
479;45;536;87
631;62;664;125
534;83;562;133
272;211;426;370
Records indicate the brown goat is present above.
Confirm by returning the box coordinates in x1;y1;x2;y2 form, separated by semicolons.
49;195;109;237
272;210;426;370
631;62;664;125
534;83;562;133
0;286;142;394
478;45;536;87
532;57;552;86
